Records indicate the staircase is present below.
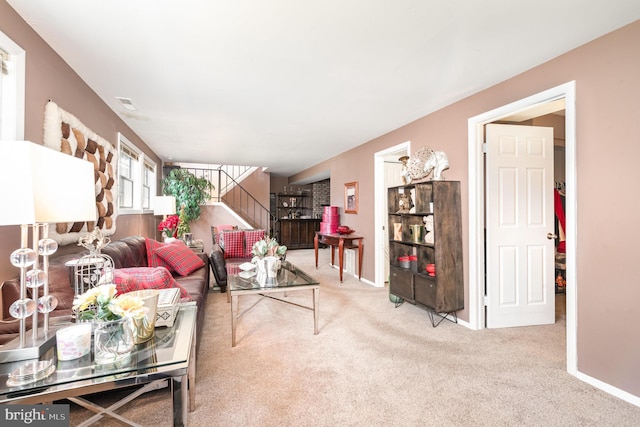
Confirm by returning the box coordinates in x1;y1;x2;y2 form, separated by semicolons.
163;164;274;233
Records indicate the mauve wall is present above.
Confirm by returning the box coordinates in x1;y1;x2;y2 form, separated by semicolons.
0;1;160;282
3;0;640;399
291;21;640;397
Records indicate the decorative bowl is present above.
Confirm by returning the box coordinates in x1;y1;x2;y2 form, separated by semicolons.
426;264;436;276
337;226;354;235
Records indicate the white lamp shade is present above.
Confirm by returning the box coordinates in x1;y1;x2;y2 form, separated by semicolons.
0;141;97;226
153;196;176;216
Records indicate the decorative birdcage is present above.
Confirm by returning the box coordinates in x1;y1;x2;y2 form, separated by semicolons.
72;228;114;295
72;253;115;295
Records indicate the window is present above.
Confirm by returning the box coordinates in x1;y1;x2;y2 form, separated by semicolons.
118;133;156;213
0;31;26;141
142;160;154;210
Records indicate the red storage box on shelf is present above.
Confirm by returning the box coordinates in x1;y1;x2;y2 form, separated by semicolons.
323;206;339;216
320;223;338;234
322;213;339;223
320;206;340;234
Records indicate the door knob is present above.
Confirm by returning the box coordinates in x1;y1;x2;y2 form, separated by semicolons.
547;233;557;239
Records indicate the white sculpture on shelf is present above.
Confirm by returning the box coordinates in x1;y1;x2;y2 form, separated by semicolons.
423;151;449;181
423;215;434;244
402;146;450;183
406;146;434;183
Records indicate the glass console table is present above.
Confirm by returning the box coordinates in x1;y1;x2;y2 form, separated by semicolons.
0;303;197;427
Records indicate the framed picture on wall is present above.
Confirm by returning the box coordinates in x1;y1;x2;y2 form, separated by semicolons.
344;182;358;214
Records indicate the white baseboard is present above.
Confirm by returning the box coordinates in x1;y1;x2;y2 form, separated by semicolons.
576;371;640;408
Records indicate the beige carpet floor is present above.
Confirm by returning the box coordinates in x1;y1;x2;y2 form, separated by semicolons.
68;249;640;426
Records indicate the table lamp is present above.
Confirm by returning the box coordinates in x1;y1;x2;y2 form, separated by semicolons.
0;141;96;364
153;195;176;220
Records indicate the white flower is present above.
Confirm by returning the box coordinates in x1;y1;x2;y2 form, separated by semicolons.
109;294;149;319
73;284;145;322
251;235;287;259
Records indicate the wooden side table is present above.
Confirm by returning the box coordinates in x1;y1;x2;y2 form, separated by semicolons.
314;232;363;282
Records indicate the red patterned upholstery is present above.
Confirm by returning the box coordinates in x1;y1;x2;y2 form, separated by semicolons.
212;224;238;249
222;230;245;258
145;238;175;272
113;267;191;300
155;241;205;276
244;229;266;258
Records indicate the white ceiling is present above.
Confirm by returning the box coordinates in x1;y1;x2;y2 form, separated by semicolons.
8;1;640;176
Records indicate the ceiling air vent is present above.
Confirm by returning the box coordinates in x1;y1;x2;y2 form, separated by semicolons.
115;97;137;111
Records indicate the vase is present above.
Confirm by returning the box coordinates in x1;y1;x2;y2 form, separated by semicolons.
255;256;281;287
125;289;160;344
426;263;436;277
409;224;424;243
93;317;135;364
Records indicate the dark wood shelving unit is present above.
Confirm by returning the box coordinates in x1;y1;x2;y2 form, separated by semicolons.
275;193;320;249
388;181;464;326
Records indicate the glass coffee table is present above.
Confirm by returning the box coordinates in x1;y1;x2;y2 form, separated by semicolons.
228;261;320;347
0;303;197;427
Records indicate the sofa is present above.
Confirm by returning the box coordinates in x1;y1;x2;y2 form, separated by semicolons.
0;236;209;348
208;228;266;292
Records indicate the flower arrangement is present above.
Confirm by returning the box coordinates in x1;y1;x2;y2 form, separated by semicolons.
251;235;287;262
73;284;148;322
158;214;180;238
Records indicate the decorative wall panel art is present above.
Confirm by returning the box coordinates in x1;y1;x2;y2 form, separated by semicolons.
43;101;118;245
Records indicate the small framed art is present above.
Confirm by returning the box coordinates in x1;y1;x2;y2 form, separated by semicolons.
344;182;358;214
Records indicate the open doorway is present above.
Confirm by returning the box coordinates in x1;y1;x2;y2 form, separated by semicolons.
489;104;567;322
468;81;577;376
374;142;410;287
484;116;563;327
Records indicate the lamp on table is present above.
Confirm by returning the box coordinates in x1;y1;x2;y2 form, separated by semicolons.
153;195;177;241
153;195;176;220
0;141;96;369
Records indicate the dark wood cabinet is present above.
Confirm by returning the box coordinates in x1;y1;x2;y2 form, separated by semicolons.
275;192;319;249
388;181;463;326
278;219;320;249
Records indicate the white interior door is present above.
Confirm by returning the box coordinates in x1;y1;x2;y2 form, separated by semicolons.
486;124;555;328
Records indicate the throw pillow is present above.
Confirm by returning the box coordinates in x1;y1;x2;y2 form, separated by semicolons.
145;238;176;272
213;224;237;248
222;230;245;258
155;241;205;276
244;229;266;258
113;267;191;300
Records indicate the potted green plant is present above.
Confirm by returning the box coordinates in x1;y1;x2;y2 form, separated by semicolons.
162;168;214;236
